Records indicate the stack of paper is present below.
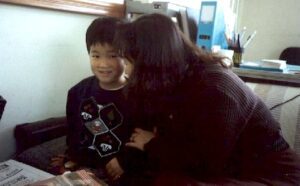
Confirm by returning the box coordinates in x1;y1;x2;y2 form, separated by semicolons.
0;159;53;186
239;59;287;72
286;64;300;74
260;59;287;69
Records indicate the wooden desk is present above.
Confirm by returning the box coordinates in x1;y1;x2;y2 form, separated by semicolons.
232;65;300;87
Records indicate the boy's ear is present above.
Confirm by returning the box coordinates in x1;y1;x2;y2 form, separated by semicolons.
125;60;133;77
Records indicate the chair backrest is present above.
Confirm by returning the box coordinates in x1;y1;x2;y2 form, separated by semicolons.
279;47;300;65
0;95;6;120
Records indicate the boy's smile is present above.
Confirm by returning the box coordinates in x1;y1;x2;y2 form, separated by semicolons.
98;69;113;77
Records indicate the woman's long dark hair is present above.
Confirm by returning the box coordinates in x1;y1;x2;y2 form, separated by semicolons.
113;13;224;115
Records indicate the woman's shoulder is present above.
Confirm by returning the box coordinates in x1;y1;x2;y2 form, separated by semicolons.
187;62;239;86
186;62;253;98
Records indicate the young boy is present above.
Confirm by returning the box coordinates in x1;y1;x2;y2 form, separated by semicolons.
51;17;132;183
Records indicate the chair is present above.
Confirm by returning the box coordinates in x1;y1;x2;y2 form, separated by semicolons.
279;47;300;65
0;95;6;120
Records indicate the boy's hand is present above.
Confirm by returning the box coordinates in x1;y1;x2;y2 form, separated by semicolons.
47;154;68;174
105;157;124;180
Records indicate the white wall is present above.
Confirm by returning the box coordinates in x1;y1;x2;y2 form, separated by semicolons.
237;0;300;61
0;3;98;161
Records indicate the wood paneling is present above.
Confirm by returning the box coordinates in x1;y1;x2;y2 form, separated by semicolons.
0;0;125;17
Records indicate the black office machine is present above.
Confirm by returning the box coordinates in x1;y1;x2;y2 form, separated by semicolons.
125;0;199;42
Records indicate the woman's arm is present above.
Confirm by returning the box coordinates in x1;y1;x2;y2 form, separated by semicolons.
130;74;254;177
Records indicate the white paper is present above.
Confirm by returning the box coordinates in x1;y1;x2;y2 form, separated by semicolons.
0;159;53;186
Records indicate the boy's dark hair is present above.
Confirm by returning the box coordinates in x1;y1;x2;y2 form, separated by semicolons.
86;17;121;53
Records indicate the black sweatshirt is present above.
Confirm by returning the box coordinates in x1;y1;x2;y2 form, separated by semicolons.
66;76;143;170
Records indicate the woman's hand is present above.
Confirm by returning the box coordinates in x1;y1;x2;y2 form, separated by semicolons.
105;157;124;181
126;128;156;151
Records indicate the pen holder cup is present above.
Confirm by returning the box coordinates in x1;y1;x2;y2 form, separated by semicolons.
229;47;244;67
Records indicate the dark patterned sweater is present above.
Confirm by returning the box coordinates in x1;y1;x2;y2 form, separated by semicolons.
66;76;141;170
139;62;300;184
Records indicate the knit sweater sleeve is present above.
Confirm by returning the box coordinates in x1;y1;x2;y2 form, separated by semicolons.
144;68;272;178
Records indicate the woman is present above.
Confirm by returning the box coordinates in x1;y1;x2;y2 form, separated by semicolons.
114;13;300;185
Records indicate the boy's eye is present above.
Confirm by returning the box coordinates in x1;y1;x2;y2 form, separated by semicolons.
92;55;99;58
108;53;118;58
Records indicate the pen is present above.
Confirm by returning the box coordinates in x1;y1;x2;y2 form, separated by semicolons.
224;32;233;47
239;26;247;40
243;30;257;48
237;34;241;49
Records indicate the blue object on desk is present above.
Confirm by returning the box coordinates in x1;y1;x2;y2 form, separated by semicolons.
287;64;300;73
239;63;300;74
239;65;284;72
196;1;227;51
239;61;285;72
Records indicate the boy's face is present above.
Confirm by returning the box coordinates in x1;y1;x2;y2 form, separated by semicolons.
89;43;126;90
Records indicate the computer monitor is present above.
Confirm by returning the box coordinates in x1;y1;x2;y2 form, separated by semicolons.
125;0;199;43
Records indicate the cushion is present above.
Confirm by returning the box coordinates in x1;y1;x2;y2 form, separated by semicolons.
14;117;67;154
16;136;67;173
